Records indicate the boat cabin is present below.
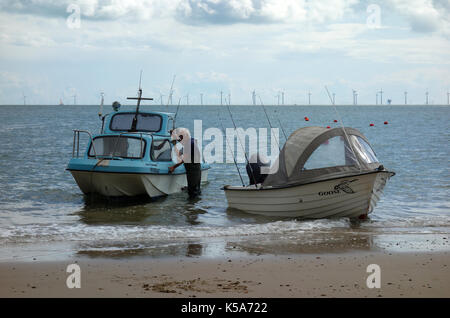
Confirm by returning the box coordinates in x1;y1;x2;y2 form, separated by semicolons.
69;107;179;175
262;126;384;187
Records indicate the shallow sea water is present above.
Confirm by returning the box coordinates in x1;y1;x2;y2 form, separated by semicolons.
0;105;449;261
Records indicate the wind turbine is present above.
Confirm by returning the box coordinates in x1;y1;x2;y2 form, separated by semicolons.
332;93;336;105
228;93;231;105
72;94;77;105
159;93;165;105
404;91;408;105
425;90;429;105
167;75;176;106
281;91;285;105
186;94;189;105
447;91;449;105
22;92;26;105
220;91;223;105
252;90;256;105
379;89;383;105
308;91;311;105
352;90;357;105
200;93;203;106
168;90;174;105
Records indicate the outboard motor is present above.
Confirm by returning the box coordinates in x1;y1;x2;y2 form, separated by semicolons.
246;154;270;185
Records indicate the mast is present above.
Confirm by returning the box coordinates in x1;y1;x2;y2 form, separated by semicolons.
126;71;153;132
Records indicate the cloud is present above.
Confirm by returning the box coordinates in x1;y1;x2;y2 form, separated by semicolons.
1;0;359;24
1;0;449;38
176;0;359;25
0;0;180;21
387;0;450;35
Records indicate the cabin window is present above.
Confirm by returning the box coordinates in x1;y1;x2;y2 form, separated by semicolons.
151;139;173;161
350;135;379;164
303;136;357;170
110;113;162;132
88;136;145;159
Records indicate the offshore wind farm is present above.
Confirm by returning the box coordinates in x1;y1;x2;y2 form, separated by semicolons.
28;88;449;107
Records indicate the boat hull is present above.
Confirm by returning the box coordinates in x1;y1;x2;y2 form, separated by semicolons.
224;171;393;218
69;170;209;198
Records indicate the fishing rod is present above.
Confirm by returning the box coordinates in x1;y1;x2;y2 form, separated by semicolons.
218;109;245;187
324;86;361;171
173;95;183;127
224;98;258;187
276;116;288;143
257;95;284;152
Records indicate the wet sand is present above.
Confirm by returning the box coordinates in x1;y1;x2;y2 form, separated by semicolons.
1;251;449;298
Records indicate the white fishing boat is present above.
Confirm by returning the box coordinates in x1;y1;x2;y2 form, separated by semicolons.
224;126;394;218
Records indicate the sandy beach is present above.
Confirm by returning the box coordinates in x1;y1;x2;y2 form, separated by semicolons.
1;250;449;298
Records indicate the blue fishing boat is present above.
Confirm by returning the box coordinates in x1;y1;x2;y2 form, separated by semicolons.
67;86;210;198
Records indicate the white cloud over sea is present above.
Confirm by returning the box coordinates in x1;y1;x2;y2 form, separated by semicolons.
0;0;449;105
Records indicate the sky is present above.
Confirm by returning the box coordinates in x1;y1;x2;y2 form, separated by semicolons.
0;0;449;105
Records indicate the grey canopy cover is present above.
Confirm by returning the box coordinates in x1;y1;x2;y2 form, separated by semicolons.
262;127;380;187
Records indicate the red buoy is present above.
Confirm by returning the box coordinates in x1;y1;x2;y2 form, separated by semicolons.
326;126;331;129
384;121;388;125
370;123;374;127
333;119;338;123
304;117;309;121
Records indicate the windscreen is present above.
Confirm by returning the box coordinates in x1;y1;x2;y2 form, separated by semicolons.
88;136;145;158
350;135;379;164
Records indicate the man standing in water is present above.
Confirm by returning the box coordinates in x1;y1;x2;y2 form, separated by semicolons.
169;128;202;199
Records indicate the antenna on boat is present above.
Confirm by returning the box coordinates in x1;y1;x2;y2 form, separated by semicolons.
127;70;154;132
98;92;104;118
325;86;361;171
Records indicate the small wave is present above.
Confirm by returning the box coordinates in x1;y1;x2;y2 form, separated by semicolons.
364;214;450;230
0;219;350;244
1;214;449;246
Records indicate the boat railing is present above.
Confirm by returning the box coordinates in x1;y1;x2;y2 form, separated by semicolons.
72;130;146;159
72;130;96;158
